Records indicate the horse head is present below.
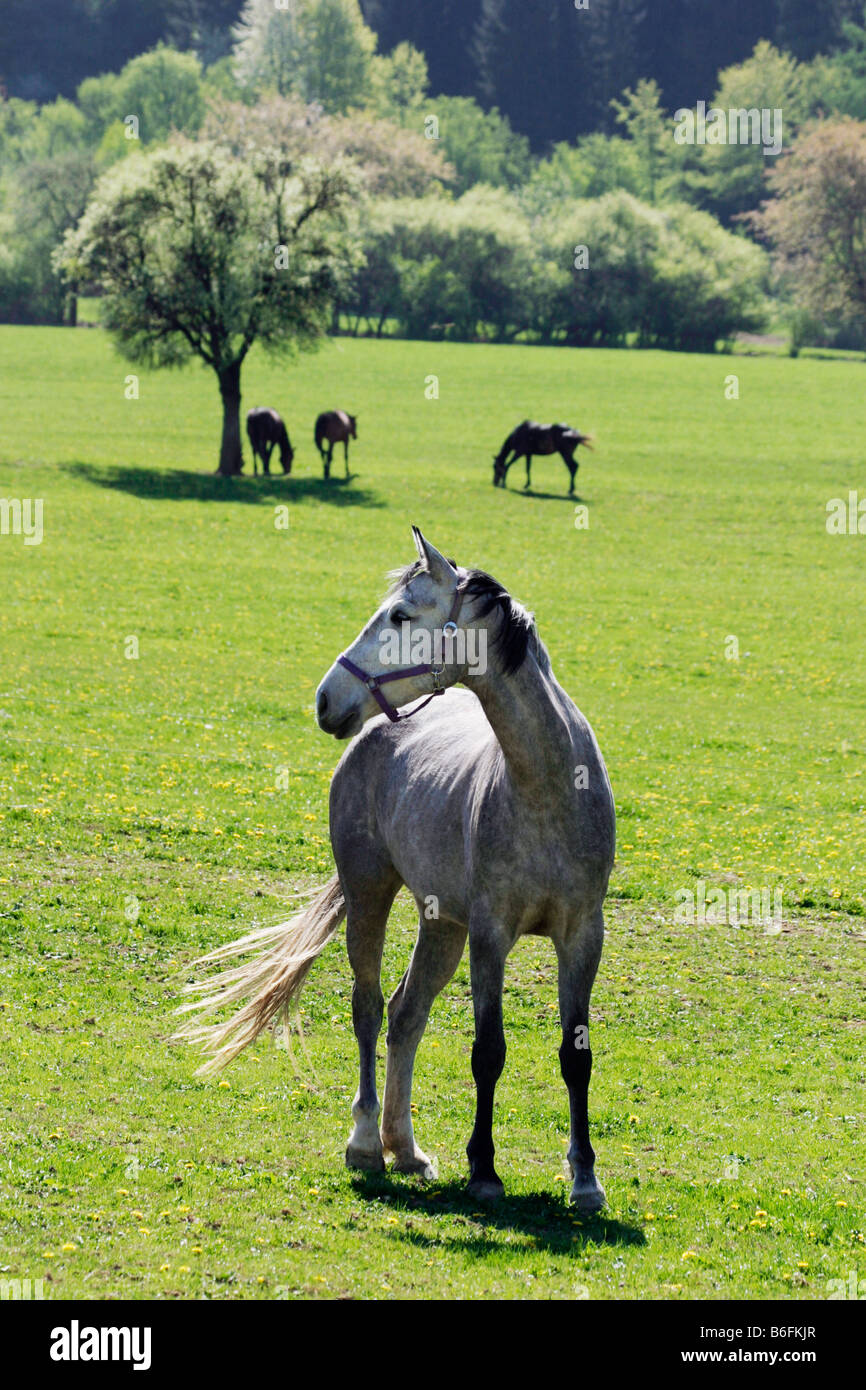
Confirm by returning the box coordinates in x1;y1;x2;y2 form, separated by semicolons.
281;437;294;474
315;527;466;740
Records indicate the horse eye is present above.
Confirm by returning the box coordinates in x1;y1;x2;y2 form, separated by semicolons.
390;608;411;625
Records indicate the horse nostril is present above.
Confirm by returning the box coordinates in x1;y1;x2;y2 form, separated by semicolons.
317;690;328;718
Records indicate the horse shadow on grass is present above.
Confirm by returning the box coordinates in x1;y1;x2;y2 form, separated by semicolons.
62;462;383;509
349;1172;644;1257
512;489;589;504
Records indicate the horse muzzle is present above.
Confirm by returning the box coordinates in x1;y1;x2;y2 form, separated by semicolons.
316;693;361;740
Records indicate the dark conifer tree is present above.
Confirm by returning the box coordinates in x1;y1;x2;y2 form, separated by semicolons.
361;0;484;96
775;0;850;60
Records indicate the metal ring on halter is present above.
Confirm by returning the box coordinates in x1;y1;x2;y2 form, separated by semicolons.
442;620;458;638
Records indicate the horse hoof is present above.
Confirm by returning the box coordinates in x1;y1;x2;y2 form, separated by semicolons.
345;1145;385;1173
391;1150;437;1180
467;1177;504;1201
569;1176;606;1214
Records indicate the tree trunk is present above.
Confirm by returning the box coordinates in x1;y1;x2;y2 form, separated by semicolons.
216;361;243;475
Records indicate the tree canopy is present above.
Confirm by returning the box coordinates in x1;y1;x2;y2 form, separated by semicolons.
750;117;866;328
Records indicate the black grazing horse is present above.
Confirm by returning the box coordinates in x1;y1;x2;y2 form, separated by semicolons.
246;408;294;475
315;410;357;480
493;420;593;495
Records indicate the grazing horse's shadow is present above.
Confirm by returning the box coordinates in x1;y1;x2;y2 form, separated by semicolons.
349;1173;644;1255
517;489;589;504
62;462;382;508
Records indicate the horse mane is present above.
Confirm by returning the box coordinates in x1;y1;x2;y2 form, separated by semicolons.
385;562;538;677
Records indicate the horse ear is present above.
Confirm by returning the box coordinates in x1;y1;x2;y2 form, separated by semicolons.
411;526;457;584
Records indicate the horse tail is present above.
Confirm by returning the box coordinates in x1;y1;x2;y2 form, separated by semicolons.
174;875;346;1075
314;415;326;452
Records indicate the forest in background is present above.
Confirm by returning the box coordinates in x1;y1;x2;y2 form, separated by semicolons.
3;0;866;351
2;0;861;145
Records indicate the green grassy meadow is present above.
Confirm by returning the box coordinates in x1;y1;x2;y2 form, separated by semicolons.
0;325;863;1300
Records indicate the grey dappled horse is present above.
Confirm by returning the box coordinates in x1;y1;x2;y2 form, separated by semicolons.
178;529;615;1210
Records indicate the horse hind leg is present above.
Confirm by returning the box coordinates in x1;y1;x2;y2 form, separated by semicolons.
554;909;606;1213
344;875;401;1172
381;916;467;1177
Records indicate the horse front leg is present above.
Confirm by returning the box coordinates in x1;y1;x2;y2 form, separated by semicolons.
466;924;508;1199
524;453;532;490
344;439;350;478
263;443;273;476
324;445;332;480
381;917;466;1177
554;910;606;1213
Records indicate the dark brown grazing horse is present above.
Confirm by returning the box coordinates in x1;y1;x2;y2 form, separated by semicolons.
493;420;593;495
315;409;357;480
246;408;294;475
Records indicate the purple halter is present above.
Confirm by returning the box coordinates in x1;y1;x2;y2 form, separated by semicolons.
337;583;467;724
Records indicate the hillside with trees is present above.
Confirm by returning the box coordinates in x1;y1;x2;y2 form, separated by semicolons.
3;0;866;351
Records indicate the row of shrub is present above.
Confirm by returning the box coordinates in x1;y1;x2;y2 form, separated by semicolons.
340;189;769;351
